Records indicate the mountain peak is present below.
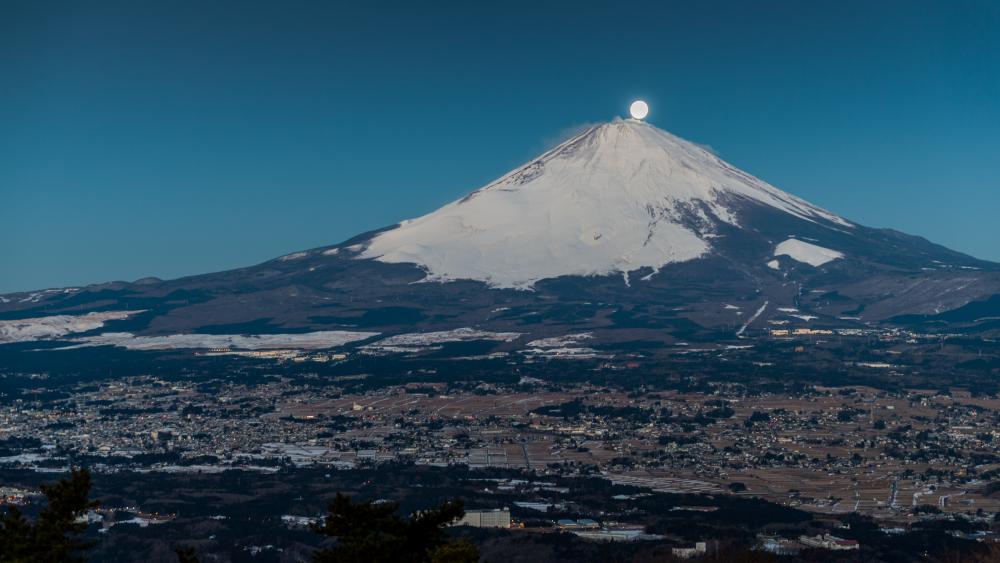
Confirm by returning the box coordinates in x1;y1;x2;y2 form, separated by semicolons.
360;119;851;289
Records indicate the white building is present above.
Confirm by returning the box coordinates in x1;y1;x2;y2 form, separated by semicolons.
455;508;511;528
799;534;860;550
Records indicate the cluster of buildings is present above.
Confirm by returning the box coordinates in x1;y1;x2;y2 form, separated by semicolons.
456;508;512;528
1;368;999;526
757;533;859;554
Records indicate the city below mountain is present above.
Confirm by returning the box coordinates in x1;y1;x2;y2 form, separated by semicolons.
10;4;1000;561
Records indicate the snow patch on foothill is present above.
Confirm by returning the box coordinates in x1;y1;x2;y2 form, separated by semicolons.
523;347;601;360
278;251;309;261
374;328;521;346
526;333;593;348
774;239;843;267
63;331;378;351
361;327;521;354
0;311;142;344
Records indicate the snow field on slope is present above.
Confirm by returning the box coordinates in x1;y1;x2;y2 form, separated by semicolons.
774;238;844;267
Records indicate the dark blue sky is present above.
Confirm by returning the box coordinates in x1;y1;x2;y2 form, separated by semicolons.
3;1;999;293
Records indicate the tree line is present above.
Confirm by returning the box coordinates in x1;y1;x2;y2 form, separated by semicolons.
0;468;479;563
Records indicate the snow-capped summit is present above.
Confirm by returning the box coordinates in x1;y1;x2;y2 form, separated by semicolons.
362;118;851;288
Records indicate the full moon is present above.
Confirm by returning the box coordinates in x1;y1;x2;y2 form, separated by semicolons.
629;100;649;120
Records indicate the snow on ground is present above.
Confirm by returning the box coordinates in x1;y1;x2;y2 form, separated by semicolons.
736;301;769;337
282;515;322;529
526;333;593;348
63;331;378;351
109;517;170;529
0;453;53;465
361;327;521;354
135;464;281;474
363;345;445;354
523;347;601;360
13;288;78;304
790;314;819;321
0;311;141;344
777;307;798;313
723;304;740;310
523;333;600;359
363;119;849;289
278;251;308;261
374;328;521;346
774;238;844;267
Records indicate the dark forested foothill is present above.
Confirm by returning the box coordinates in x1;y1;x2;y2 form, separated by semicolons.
0;461;996;562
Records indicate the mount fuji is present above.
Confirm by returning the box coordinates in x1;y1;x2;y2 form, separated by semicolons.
3;118;999;353
363;118;850;289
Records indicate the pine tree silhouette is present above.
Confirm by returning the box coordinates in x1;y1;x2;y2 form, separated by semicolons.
0;467;99;563
311;493;479;563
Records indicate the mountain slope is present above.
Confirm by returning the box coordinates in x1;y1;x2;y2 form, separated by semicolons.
1;118;998;350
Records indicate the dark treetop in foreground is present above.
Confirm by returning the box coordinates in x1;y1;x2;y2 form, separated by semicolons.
311;492;479;563
0;467;99;563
